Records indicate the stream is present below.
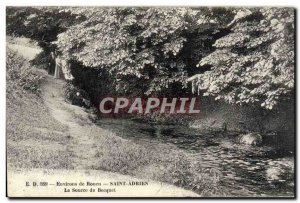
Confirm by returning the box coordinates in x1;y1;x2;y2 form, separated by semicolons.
96;118;294;197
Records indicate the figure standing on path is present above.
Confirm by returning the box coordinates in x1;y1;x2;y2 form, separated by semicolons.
54;51;61;79
48;51;55;75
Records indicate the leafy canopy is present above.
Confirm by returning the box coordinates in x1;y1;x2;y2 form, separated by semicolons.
190;8;294;109
56;7;232;95
7;7;294;110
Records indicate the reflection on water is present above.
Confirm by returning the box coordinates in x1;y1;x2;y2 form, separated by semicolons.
97;118;294;197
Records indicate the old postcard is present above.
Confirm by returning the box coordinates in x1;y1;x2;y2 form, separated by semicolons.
6;6;295;198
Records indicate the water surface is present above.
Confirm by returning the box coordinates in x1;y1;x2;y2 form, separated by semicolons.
97;118;294;197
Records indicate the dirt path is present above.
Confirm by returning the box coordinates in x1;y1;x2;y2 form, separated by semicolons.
39;72;101;169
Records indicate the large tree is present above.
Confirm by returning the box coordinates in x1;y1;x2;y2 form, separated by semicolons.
8;7;294;109
56;7;233;96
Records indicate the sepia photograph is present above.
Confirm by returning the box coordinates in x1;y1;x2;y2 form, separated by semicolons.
6;6;295;198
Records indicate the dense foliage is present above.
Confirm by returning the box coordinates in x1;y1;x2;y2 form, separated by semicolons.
56;8;233;96
191;8;294;109
6;7;87;97
7;7;85;53
7;7;294;110
7;48;41;93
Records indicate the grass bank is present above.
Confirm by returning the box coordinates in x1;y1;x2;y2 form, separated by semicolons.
6;48;74;170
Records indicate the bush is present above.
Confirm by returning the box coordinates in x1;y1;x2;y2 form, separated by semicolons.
30;50;54;73
63;82;91;108
7;48;41;93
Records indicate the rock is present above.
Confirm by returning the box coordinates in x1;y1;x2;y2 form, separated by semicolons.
237;132;262;146
266;158;294;182
266;167;283;181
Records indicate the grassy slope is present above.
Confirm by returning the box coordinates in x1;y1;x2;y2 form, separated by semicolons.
6;52;74;170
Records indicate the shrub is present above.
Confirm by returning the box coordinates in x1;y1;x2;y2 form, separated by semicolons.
63;82;91;108
30;50;54;72
6;48;41;93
